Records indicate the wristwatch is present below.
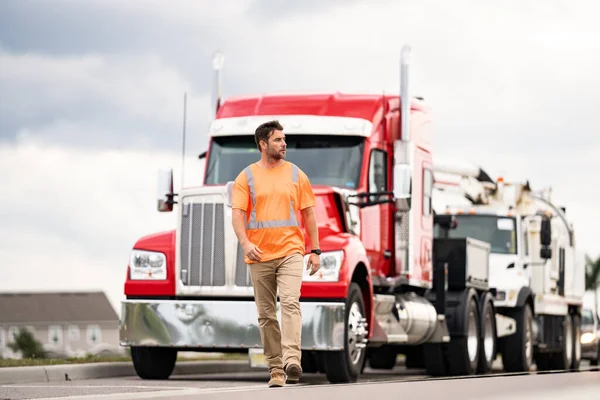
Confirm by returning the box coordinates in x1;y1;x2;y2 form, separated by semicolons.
310;249;322;255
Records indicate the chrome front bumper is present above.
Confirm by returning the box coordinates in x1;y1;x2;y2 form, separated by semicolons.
119;299;346;351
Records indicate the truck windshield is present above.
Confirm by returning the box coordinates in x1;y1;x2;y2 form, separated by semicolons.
434;214;518;254
204;135;365;189
582;309;594;325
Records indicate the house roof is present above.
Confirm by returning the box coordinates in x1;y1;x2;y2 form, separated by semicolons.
0;291;119;325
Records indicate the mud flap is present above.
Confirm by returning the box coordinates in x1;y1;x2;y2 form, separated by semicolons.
496;314;517;338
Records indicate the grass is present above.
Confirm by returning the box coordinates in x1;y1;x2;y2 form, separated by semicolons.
0;352;248;368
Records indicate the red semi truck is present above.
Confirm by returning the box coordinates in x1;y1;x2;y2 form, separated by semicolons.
119;47;576;383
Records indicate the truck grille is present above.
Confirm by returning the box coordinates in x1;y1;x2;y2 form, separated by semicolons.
179;197;253;289
180;202;226;286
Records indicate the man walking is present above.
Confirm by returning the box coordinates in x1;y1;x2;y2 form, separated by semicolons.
231;120;321;387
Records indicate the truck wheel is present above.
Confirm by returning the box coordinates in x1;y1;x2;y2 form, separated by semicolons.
131;346;177;380
570;313;581;370
501;304;534;372
323;283;368;383
368;346;397;370
477;292;497;374
552;313;573;370
446;292;481;376
423;343;449;376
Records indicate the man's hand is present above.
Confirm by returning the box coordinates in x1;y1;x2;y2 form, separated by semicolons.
307;253;321;276
242;241;263;262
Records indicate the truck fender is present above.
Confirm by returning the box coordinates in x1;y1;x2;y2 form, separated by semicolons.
516;287;534;310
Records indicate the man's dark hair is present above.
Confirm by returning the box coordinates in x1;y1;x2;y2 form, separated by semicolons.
254;120;284;151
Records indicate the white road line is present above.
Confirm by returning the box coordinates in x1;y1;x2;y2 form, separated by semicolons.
33;388;205;400
0;384;203;390
29;384;272;400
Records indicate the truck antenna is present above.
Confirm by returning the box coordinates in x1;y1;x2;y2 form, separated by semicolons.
181;91;187;189
400;45;411;142
212;51;225;117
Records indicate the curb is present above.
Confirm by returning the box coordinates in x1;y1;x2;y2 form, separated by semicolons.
0;360;254;385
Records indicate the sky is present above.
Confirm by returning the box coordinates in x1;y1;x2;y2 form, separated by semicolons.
1;0;599;314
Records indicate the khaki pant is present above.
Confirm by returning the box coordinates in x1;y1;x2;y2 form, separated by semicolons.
249;252;303;373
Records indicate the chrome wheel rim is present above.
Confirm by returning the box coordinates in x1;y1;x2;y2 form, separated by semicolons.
483;310;495;362
565;317;573;366
574;323;581;363
467;309;479;363
525;310;533;364
347;302;368;365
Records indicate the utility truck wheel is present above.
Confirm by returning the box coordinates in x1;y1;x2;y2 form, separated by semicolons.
571;313;581;370
131;346;177;380
323;283;368;383
446;291;481;376
477;292;497;374
501;304;534;372
553;313;573;370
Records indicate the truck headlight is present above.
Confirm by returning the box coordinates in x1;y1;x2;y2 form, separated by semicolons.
581;332;596;344
302;250;344;282
129;250;167;280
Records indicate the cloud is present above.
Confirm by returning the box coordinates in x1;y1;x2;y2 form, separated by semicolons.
0;135;208;312
0;50;212;152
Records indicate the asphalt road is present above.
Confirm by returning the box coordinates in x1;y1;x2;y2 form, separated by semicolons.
1;364;599;400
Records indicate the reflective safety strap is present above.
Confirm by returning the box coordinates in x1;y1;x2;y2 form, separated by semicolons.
244;163;300;230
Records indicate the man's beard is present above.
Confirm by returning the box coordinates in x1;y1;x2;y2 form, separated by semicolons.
267;146;285;161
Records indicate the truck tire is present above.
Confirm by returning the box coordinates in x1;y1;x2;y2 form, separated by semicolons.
368;346;397;369
423;343;448;376
552;313;573;370
446;291;481;376
477;292;497;374
323;283;368;383
571;313;581;370
131;346;177;380
501;304;534;372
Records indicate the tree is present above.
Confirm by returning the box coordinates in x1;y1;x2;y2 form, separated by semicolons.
585;255;600;291
8;328;46;359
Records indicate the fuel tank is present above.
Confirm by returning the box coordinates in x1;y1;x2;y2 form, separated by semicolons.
370;292;447;345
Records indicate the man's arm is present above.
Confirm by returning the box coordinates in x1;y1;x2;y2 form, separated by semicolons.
233;209;263;261
301;206;320;250
231;173;263;262
232;208;250;247
301;206;321;275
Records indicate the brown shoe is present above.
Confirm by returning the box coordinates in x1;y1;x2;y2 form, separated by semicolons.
285;363;302;384
268;371;286;387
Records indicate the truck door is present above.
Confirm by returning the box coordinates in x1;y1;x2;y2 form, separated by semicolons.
361;147;393;277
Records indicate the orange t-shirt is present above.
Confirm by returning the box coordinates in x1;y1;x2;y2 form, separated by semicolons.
231;161;316;264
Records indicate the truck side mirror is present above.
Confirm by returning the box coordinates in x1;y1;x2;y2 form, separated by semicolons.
540;216;552;246
393;164;412;212
540;247;552;259
157;167;176;212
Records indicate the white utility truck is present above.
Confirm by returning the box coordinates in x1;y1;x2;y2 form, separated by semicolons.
431;159;586;372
